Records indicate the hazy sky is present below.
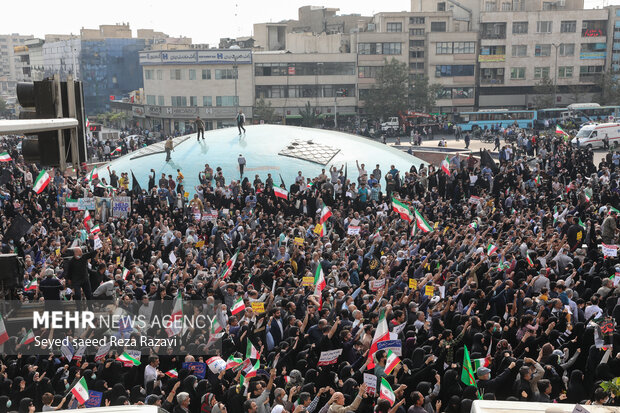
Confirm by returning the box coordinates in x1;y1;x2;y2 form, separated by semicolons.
3;0;619;46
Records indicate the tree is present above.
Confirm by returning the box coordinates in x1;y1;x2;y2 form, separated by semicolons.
410;76;442;112
299;101;321;127
594;72;620;106
0;97;8;118
532;75;555;109
363;58;408;121
254;98;276;124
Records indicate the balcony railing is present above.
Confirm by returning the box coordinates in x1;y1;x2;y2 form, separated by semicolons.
481;32;506;39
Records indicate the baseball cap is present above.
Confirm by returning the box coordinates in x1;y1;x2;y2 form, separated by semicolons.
477;367;491;377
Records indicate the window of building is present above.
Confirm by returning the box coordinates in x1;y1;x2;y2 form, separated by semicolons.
409;28;425;36
561;21;576;33
510;67;526;79
512;45;527;57
145;69;154;80
358;42;401;55
535;44;552;56
170;69;183;80
536;21;552;33
512;0;524;9
410;40;424;47
485;2;497;11
437;2;446;11
534;66;550;78
410;17;425;24
558;66;573;78
157;70;163;80
501;2;512;10
202;69;211;79
189;96;198;106
436;42;453;54
387;22;402;32
146;95;156;105
436;41;475;54
559;43;575;56
158;96;164;106
452;87;474;99
358;66;383;78
410;50;424;58
203;96;212;106
189;69;196;80
480;45;506;55
435;65;475;77
215;69;237;79
410;62;425;70
216;96;239;106
430;21;447;32
617;9;620;16
482;22;507;38
383;42;402;54
580;42;607;52
171;96;187;106
582;20;607;37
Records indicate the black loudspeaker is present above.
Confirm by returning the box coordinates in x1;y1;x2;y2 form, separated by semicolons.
0;254;24;289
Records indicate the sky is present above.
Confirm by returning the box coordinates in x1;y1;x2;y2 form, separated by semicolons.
3;0;620;46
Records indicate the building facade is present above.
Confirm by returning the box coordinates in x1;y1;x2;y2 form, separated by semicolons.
0;33;34;107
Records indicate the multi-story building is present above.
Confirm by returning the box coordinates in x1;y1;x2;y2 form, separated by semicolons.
0;33;34;103
127;48;254;132
606;5;620;73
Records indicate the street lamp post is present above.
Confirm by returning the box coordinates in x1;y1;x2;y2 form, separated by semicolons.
552;43;560;107
233;55;239;116
334;94;338;129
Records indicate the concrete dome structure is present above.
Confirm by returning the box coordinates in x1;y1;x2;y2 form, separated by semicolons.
101;125;424;193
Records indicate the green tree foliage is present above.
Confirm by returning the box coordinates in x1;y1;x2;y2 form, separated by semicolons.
532;75;555;109
363;58;409;121
410;76;442;112
299;101;321;127
254;98;276;123
594;72;620;106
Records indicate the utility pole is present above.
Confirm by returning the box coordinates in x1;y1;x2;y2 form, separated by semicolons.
552;43;560;107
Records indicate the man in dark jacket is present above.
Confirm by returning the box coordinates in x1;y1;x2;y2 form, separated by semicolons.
40;268;62;302
477;361;518;396
65;247;97;306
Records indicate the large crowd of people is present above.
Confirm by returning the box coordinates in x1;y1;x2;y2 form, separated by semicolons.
0;129;618;413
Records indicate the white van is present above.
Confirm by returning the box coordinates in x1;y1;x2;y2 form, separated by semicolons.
571;122;620;149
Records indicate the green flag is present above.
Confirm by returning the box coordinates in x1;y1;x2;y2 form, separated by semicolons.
461;345;476;386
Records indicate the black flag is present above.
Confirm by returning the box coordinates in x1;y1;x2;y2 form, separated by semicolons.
131;170;142;196
480;149;499;174
4;214;32;241
279;173;285;189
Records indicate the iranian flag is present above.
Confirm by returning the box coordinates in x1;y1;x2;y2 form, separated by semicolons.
88;168;98;181
121;268;130;280
469;221;478;230
83;211;93;231
0;152;12;162
379;377;396;406
306;182;314;191
112;146;121;154
210;317;223;334
165;291;184;337
534;176;541;186
0;314;9;345
116;352;141;366
441;156;451;175
25;279;38;291
556;125;569;136
21;329;35;345
487;243;498;255
220;250;239;279
526;253;534;267
90;224;100;234
273;185;288;199
314;264;326;296
86;117;90;129
610;206;620;214
240;359;260;388
33;169;50;194
165;369;178;378
584;188;592;202
392;198;413;222
473;356;491;371
319;203;332;223
66;198;79;211
384;350;401;375
413;207;433;233
226;355;243;370
70;377;89;405
231;297;245;315
246;340;260;359
578;218;586;229
368;309;390;369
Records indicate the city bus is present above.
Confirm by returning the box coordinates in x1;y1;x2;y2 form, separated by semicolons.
454;109;537;131
565;103;620;123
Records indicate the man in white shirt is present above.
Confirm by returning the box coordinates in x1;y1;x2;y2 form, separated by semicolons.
584;297;603;321
144;355;164;388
